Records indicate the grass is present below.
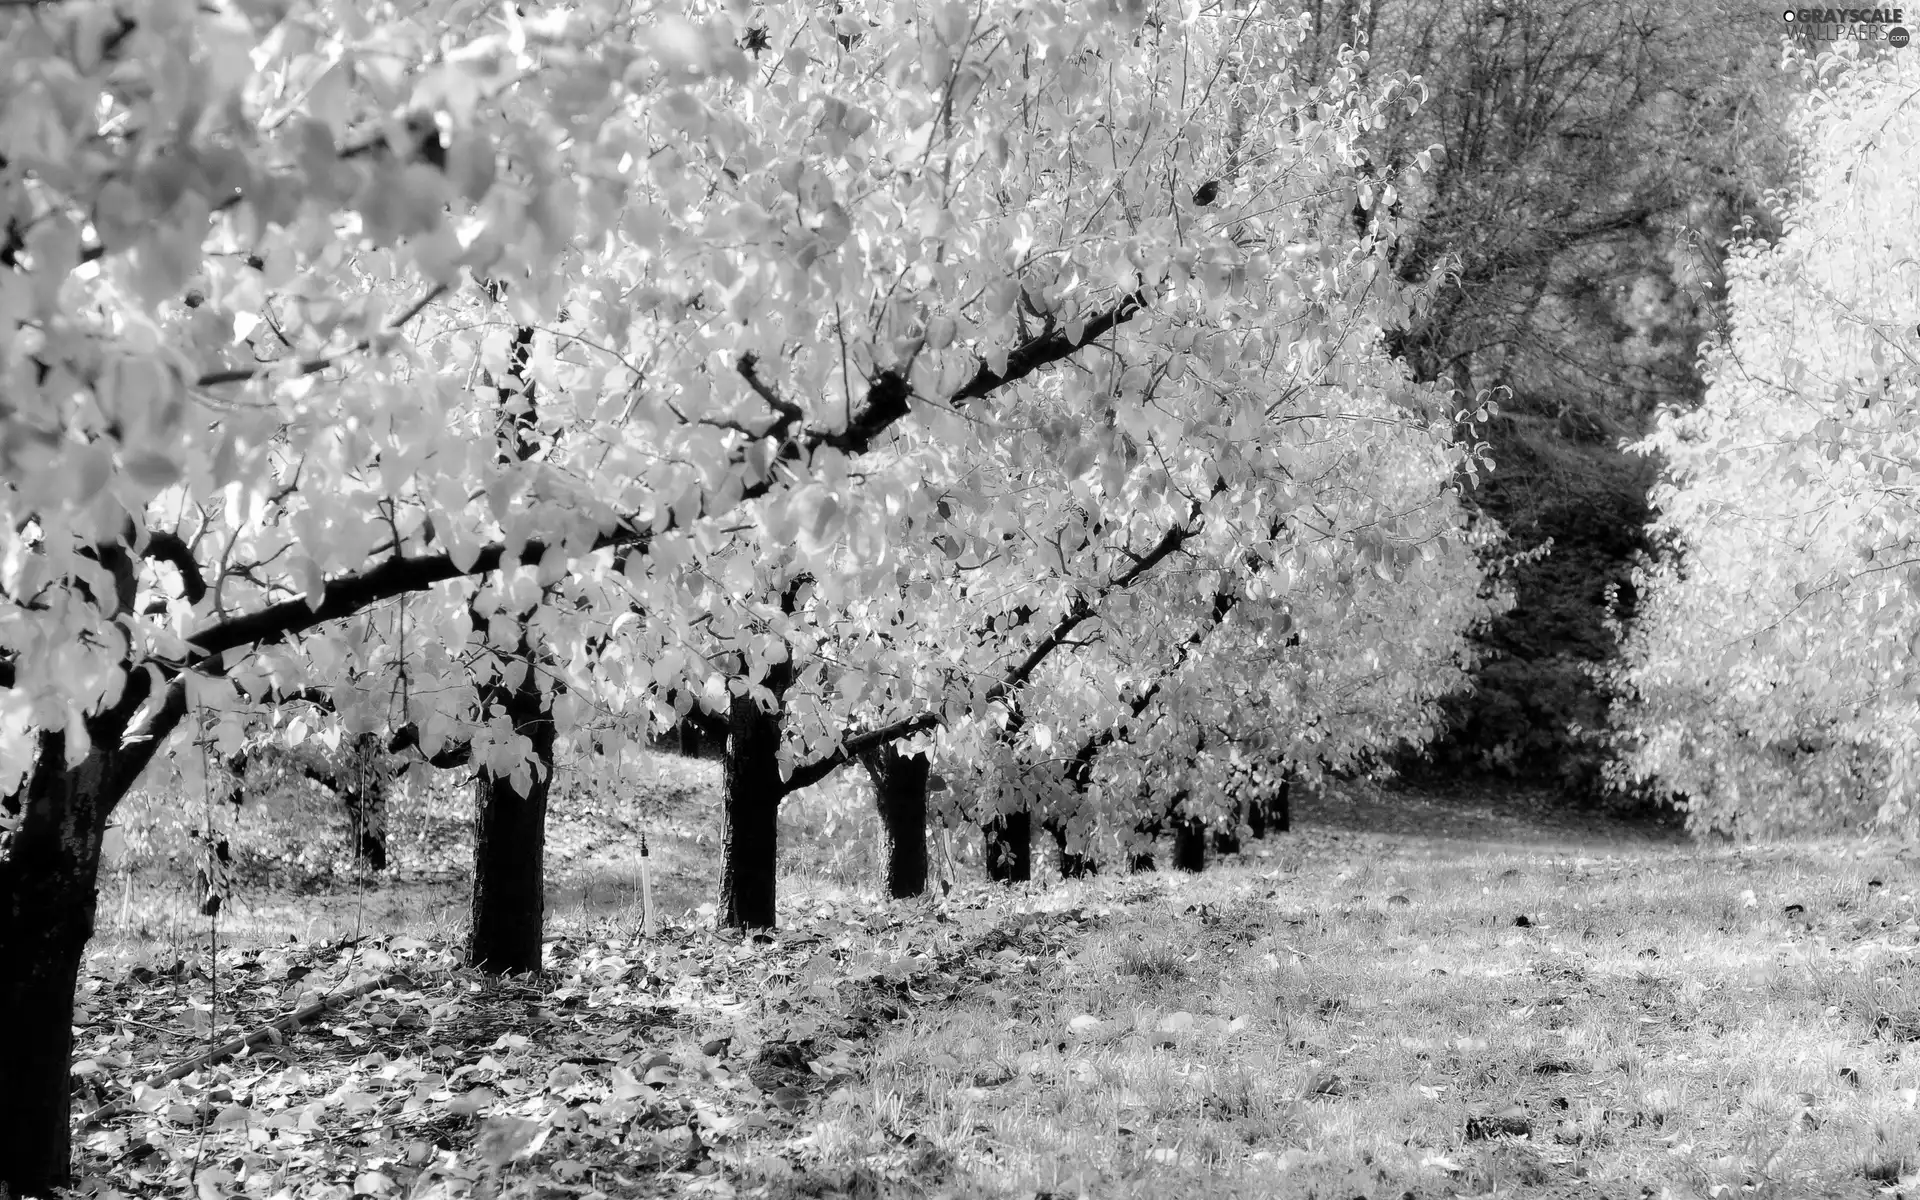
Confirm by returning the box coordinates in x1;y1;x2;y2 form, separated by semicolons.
821;839;1920;1198
78;762;1920;1199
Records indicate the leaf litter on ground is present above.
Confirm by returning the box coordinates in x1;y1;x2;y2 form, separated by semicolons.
72;885;1101;1200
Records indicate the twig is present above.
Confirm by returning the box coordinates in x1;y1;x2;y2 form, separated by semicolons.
193;284;448;388
82;971;413;1125
87;1015;184;1040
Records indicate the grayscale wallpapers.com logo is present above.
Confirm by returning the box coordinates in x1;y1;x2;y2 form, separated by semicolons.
1783;7;1912;45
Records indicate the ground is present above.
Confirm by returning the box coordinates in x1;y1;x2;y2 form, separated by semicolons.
69;758;1920;1200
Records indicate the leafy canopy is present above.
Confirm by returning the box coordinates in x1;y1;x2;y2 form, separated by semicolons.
1611;47;1920;834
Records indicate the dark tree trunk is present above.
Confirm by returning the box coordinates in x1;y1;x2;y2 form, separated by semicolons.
1244;768;1292;836
0;734;113;1196
983;811;1031;883
1045;818;1098;878
344;733;388;872
1173;815;1207;873
861;746;930;899
1212;817;1241;857
719;660;793;930
465;328;555;973
467;649;557;974
1268;770;1292;833
1;672;175;1200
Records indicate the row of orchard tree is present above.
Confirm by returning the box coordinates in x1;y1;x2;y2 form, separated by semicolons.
0;1;1503;1189
1610;47;1920;835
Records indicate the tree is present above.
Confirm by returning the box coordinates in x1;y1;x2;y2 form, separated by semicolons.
0;0;1501;1187
1610;47;1920;835
580;2;1503;923
220;731;397;872
465;320;562;973
0;0;1077;1179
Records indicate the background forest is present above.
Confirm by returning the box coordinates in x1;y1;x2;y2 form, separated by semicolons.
2;0;1916;1197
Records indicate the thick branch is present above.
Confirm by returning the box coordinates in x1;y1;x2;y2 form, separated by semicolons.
176;293;1136;673
139;533;208;604
32;286;1139;763
385;723;472;769
949;289;1149;406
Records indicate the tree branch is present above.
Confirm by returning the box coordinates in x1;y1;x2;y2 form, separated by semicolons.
948;289;1149;406
736;353;805;436
1062;588;1240;779
385;723;472;769
139;532;208;604
192;284;448;388
782;516;1195;793
40;281;1142;768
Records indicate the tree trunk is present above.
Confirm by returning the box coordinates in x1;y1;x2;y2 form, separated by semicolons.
0;736;112;1195
344;733;388;872
1212;817;1241;857
1173;815;1207;873
861;746;930;899
467;646;557;974
983;811;1031;883
0;545;176;1197
1046;818;1098;878
1268;770;1292;833
719;663;792;930
1;700;174;1199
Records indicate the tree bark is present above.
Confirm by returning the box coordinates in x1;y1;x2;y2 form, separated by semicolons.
983;810;1031;883
1046;818;1098;878
719;661;793;930
467;644;557;974
861;746;930;899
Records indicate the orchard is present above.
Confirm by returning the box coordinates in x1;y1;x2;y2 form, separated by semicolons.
4;1;1914;1196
